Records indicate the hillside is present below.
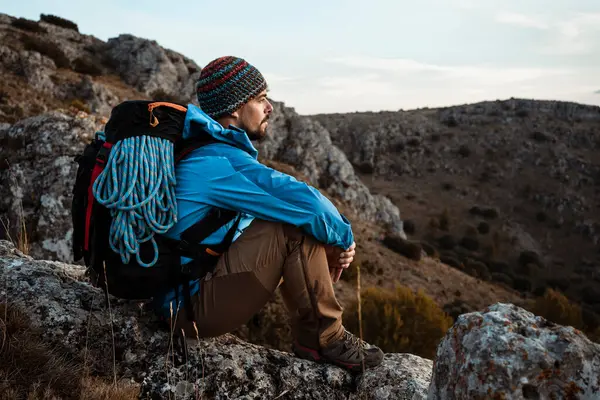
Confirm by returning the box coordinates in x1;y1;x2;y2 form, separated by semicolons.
313;100;600;328
0;11;597;353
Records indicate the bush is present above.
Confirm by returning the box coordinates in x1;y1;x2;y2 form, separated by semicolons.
403;219;416;235
344;285;453;359
529;288;584;329
492;272;513;287
460;236;479;251
519;250;544;268
512;276;533;292
443;299;473;321
457;144;471;158
581;286;600;305
516;263;540;278
40;14;79;32
438;234;456;250
440;255;462;269
70;99;90;113
11;18;47;33
439;209;450;231
382;235;422;261
466;260;491;280
477;221;490;234
73;57;103;76
536;211;548;222
545;278;570;292
21;35;69;68
420;241;439;258
481;207;500;220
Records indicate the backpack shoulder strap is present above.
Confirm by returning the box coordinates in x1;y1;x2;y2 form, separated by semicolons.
178;208;239;258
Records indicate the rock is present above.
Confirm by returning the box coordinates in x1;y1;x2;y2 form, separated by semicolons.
0;240;433;399
104;34;200;99
428;303;600;399
0;112;103;262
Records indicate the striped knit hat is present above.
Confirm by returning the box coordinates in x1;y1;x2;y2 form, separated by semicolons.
196;56;267;119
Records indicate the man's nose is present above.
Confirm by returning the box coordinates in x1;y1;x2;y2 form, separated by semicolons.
265;100;273;114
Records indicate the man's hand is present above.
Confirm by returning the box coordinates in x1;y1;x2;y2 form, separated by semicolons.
324;242;356;283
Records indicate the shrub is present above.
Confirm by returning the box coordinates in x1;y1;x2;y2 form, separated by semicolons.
492;272;513;287
529;288;584;329
477;221;490;234
441;182;454;191
545;278;570;292
344;285;453;359
460;236;479;251
512;276;533;292
516;109;529;118
440;255;462;269
420;241;439;258
21;35;69;68
466;260;491;281
73;57;103;76
581;286;600;305
481;207;499;220
536;211;548;222
519;250;544;268
11;18;47;33
439;209;450;231
515;263;540;278
70;99;90;113
457;144;471;158
443;299;473;321
382;235;422;261
438;234;456;250
40;14;79;32
403;219;416;235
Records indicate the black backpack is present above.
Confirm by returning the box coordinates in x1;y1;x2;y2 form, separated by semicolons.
71;100;240;318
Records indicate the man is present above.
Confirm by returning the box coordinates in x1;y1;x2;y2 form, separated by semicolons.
156;56;384;372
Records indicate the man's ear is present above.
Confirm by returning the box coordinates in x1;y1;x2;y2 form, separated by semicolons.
230;109;240;119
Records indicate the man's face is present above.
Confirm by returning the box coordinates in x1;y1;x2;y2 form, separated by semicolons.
234;90;273;141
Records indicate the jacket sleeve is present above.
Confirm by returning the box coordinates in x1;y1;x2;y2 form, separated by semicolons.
177;154;354;249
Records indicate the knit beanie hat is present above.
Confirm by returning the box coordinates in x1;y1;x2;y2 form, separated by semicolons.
196;56;267;119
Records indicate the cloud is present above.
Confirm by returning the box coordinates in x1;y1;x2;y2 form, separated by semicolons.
270;55;599;114
495;12;548;29
326;56;571;86
539;12;600;56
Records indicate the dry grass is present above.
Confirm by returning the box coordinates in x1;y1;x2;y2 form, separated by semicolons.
0;163;30;255
0;302;140;400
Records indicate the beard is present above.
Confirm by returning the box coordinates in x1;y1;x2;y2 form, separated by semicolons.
244;117;270;141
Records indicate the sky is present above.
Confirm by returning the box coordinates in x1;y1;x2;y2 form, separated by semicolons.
2;0;600;115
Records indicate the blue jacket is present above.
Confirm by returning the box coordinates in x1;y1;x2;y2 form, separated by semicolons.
153;105;354;315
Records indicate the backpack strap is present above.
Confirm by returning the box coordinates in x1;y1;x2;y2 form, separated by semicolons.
176;208;242;322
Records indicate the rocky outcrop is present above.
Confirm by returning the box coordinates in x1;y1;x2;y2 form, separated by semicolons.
2;240;598;399
0;112;103;261
104;34;201;99
259;102;406;236
429;303;600;399
0;240;432;399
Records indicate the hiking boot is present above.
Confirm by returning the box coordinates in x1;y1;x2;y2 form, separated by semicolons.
293;330;384;372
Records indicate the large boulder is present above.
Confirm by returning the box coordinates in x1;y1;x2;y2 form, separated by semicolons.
104;34;200;99
428;303;600;399
0;240;432;399
0;112;102;262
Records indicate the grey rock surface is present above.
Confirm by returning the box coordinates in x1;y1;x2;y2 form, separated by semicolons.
428;303;600;399
0;240;432;399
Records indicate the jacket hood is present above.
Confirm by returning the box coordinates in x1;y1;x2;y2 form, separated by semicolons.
183;104;258;159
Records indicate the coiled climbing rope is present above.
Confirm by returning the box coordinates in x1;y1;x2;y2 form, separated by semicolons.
92;135;177;267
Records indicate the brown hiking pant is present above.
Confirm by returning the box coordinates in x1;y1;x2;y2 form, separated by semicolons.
175;219;345;349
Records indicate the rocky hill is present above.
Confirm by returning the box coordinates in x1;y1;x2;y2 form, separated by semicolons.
314;100;600;325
